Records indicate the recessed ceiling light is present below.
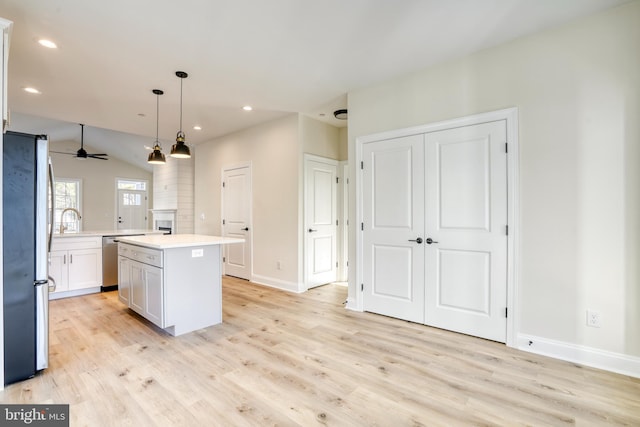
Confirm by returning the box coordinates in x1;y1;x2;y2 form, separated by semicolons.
242;105;253;111
24;87;41;94
193;125;202;130
38;39;57;49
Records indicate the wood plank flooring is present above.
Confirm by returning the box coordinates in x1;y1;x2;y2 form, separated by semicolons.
2;276;639;426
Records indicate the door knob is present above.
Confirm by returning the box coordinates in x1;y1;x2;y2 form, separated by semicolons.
426;238;439;244
308;228;318;233
241;227;249;231
408;237;423;244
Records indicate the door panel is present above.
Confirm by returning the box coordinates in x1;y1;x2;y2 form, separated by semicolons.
222;166;252;280
117;189;147;230
363;135;425;323
425;120;507;342
305;157;338;288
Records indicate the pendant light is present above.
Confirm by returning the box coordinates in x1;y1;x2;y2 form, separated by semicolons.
170;71;191;158
147;89;166;164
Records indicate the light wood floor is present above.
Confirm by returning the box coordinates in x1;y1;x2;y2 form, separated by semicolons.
2;277;639;426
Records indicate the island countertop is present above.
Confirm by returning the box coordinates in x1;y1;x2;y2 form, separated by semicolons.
54;229;164;238
118;233;244;249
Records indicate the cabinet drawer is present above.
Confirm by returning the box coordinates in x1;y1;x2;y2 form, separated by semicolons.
120;243;163;268
52;236;101;251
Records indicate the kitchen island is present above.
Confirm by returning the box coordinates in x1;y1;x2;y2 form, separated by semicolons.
117;234;244;336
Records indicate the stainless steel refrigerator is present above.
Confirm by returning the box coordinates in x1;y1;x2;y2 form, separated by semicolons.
3;131;53;385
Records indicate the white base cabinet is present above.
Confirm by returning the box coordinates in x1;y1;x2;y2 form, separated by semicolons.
118;240;223;336
49;236;102;299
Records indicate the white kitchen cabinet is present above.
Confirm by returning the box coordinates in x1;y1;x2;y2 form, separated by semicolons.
117;256;131;306
49;250;69;293
49;236;102;299
118;244;165;328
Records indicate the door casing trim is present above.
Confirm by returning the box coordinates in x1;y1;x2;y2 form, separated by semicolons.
354;107;519;347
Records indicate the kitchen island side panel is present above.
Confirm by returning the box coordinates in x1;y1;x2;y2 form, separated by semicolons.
163;245;222;335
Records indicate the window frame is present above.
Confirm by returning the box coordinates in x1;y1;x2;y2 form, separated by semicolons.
54;177;83;234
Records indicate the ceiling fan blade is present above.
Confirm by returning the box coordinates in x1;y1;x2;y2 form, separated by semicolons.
88;155;108;160
88;153;108;157
50;151;77;156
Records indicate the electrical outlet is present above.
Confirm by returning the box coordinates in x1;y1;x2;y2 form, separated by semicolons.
586;310;601;328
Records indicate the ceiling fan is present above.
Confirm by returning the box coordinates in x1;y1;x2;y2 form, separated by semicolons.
51;123;109;160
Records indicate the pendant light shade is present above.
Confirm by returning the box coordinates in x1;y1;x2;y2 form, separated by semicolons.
147;89;166;165
170;71;191;158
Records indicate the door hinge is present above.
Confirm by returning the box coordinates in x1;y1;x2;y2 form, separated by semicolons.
361;222;364;231
361;283;364;292
506;225;509;235
223;257;226;262
222;182;225;188
505;307;508;318
336;177;339;184
336;219;339;226
360;161;364;170
336;262;338;268
346;261;349;267
505;142;508;153
222;219;226;225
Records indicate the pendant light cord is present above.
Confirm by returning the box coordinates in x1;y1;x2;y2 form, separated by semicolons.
156;92;160;143
179;77;183;133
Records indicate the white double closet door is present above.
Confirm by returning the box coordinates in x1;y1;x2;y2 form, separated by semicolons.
362;120;508;342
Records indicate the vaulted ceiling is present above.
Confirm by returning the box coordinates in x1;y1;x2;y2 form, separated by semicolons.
1;0;631;170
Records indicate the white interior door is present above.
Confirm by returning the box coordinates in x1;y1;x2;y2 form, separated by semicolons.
424;121;508;342
304;155;338;288
222;165;252;280
362;135;425;323
117;189;147;230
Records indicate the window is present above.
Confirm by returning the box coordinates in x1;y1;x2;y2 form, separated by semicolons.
117;179;146;191
55;178;82;233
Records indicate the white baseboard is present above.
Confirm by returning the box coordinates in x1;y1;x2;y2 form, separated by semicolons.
250;274;303;293
517;333;640;378
49;287;101;300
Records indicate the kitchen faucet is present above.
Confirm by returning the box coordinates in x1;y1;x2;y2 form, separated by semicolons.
59;208;82;234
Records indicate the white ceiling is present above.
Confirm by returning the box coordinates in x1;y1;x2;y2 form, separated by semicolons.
0;0;632;171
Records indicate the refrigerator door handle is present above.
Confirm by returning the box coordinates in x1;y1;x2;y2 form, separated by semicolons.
48;158;55;254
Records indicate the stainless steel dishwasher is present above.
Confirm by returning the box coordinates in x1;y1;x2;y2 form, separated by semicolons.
102;235;143;291
102;236;119;291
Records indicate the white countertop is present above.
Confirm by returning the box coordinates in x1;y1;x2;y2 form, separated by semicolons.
54;229;164;238
118;234;245;249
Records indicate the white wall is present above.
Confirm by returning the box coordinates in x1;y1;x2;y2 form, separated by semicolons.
348;2;640;359
50;140;153;230
195;114;300;289
301;115;343;160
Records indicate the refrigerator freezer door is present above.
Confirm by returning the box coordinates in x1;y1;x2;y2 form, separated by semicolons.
35;282;49;370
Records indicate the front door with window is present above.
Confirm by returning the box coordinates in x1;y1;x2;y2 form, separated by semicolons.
117;189;147;230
